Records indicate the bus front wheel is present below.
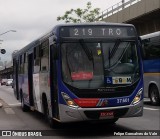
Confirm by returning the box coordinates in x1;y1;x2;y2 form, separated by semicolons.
149;85;160;106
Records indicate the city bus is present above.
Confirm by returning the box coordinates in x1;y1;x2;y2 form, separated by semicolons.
13;23;143;127
141;31;160;105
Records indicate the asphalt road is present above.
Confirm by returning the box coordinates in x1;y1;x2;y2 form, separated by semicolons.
0;85;159;139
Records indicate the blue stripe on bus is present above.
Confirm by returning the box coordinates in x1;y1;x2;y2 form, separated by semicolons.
143;59;160;73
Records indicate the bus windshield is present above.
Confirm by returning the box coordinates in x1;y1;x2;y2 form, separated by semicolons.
61;41;140;89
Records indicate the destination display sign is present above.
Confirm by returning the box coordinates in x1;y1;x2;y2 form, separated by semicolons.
60;26;136;38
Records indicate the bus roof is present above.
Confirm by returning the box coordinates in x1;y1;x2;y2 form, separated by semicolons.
54;22;135;27
141;31;160;40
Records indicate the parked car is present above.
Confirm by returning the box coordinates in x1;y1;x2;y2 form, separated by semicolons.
6;79;13;86
1;79;8;85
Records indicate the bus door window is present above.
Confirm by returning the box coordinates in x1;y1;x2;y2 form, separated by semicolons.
18;55;21;74
34;46;40;73
24;53;28;75
40;40;49;72
19;55;23;74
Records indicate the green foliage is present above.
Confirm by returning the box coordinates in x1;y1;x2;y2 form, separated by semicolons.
57;2;100;23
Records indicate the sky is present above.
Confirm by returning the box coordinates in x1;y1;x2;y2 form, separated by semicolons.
0;0;120;63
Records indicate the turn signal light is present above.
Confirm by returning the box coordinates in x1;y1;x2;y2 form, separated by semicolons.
132;88;143;105
61;92;78;108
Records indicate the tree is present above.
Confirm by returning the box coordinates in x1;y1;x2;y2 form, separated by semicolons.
57;2;100;23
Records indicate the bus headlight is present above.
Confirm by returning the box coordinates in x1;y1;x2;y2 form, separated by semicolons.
61;92;78;108
132;88;143;105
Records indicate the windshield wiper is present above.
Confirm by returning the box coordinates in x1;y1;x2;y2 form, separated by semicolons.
79;39;93;61
107;39;121;70
109;39;121;59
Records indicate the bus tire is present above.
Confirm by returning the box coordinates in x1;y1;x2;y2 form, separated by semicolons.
42;96;58;128
149;85;160;106
42;97;49;122
21;93;30;112
48;117;59;128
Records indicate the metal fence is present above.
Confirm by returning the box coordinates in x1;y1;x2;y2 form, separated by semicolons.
98;0;141;20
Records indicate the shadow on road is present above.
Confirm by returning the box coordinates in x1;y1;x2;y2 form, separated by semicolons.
49;123;133;137
17;106;134;137
144;101;152;105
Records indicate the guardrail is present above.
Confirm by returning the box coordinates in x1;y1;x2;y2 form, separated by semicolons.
97;0;141;20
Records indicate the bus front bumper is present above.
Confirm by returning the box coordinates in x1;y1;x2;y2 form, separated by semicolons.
58;101;143;123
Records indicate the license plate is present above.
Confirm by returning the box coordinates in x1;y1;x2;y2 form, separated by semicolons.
100;111;114;118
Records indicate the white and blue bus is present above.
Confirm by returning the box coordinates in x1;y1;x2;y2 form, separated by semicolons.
141;31;160;105
13;23;143;127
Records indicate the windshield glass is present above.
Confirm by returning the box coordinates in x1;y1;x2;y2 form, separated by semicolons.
61;41;140;89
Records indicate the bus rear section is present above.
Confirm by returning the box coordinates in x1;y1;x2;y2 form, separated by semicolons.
141;31;160;105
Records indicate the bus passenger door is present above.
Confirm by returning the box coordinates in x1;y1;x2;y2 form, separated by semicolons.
28;53;34;106
13;58;19;100
50;43;59;119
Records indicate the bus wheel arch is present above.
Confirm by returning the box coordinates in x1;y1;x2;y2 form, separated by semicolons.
42;92;59;128
149;84;160;105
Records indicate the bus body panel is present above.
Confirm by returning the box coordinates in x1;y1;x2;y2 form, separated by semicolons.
57;76;143;122
32;73;42;112
58;77;144;106
143;58;160;93
39;72;51;113
58;101;143;123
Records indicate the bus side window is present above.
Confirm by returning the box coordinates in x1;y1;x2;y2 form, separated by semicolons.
141;39;150;60
40;40;49;72
19;55;22;74
24;53;28;74
144;37;160;60
34;46;40;73
141;43;146;59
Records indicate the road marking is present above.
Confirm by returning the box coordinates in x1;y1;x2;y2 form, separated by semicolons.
8;103;21;106
4;108;15;114
144;98;150;101
144;107;160;111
